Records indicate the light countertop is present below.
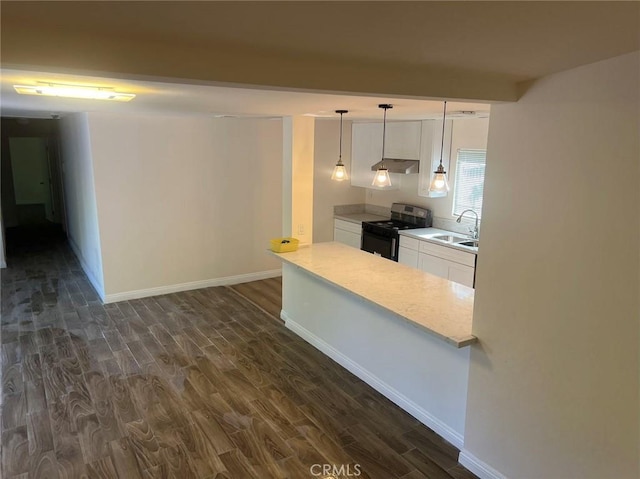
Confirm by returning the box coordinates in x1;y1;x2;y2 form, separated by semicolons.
271;242;477;348
334;213;389;224
400;228;478;255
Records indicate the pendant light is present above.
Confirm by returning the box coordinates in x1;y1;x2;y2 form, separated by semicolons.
429;101;450;194
331;110;349;181
372;104;393;187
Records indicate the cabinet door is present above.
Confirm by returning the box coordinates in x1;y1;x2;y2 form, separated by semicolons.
385;122;422;160
334;228;362;249
418;253;450;279
419;252;475;287
398;246;419;269
350;123;400;189
448;263;475;288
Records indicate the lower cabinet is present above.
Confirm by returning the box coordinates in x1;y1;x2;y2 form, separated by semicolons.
400;235;476;288
334;219;362;249
418;253;475;287
398;246;419;268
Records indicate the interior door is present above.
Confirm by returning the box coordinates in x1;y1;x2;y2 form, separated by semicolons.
9;137;54;222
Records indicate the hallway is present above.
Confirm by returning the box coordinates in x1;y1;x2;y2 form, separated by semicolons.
1;237;477;479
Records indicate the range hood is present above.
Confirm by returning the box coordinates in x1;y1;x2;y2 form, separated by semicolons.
370;158;420;174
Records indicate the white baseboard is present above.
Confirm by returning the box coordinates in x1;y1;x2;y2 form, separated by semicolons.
459;450;509;479
103;269;282;304
68;237;106;302
282;311;464;449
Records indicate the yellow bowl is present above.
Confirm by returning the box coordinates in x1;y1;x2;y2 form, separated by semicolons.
270;237;299;253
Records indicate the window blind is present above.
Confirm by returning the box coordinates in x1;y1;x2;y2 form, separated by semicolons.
452;149;486;217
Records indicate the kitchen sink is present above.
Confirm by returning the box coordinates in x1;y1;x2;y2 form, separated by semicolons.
458;240;479;248
429;234;479;250
431;234;469;243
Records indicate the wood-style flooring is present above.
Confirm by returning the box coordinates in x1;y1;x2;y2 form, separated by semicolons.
1;236;478;479
228;278;282;320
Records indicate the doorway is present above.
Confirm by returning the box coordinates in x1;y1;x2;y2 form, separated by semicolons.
1;118;66;259
9;137;55;224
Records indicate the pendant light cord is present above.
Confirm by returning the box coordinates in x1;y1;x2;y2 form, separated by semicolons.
439;101;447;165
339;112;343;162
381;106;387;165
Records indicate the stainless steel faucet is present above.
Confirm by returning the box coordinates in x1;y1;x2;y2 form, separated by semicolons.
456;209;479;240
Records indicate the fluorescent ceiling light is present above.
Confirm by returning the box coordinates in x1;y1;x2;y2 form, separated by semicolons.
14;84;136;101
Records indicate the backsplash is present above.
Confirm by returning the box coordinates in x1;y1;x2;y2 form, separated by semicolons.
334;203;391;217
433;216;480;236
335;203;479;236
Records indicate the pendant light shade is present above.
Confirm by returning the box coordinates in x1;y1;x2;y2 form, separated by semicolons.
372;104;393;187
429;101;451;194
331;110;349;181
429;163;450;193
331;163;348;181
372;167;392;187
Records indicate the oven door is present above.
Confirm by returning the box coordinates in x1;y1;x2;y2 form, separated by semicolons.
361;230;397;261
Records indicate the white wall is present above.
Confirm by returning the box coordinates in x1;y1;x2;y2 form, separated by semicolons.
86;113;283;299
462;52;639;479
59;113;105;296
313;119;366;243
289;116;315;244
366;119;489;231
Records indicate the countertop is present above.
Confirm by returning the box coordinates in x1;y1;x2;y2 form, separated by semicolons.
334;213;389;224
399;227;478;255
271;242;477;348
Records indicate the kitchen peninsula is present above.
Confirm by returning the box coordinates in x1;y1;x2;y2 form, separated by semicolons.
271;241;476;447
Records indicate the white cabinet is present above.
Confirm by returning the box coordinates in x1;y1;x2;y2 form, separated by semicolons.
350;121;421;189
418;253;475;288
398;246;419;268
385;122;422;159
334;219;362;249
400;234;476;288
447;263;476;288
398;236;420;268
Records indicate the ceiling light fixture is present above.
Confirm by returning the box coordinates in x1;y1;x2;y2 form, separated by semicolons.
372;104;393;187
13;83;136;102
331;109;349;182
429;100;450;194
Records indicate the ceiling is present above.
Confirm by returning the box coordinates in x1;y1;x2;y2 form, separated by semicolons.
0;68;491;120
1;1;638;119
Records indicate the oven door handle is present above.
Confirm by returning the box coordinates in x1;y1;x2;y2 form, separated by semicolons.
391;237;397;260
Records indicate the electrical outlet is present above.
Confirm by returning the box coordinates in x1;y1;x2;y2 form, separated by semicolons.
297;224;305;235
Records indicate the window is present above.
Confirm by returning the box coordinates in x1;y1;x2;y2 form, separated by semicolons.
452;149;486;217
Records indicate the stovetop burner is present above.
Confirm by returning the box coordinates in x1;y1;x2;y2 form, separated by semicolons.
368;220;416;231
361;204;433;240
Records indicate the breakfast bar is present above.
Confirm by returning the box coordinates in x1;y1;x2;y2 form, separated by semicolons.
271;241;477;447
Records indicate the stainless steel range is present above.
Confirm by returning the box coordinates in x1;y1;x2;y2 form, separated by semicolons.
361;203;432;261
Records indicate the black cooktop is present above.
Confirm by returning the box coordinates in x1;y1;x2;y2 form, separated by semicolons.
365;220;419;231
362;203;433;238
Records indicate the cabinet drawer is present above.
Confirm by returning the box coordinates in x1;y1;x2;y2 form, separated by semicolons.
334;228;362;249
399;235;420;251
334;219;363;235
419;241;476;267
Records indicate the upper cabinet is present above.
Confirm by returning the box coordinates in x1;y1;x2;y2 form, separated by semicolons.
350;121;422;189
385;122;422;159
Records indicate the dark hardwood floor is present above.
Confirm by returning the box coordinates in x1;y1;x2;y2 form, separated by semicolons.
228;278;282;320
1;234;478;478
